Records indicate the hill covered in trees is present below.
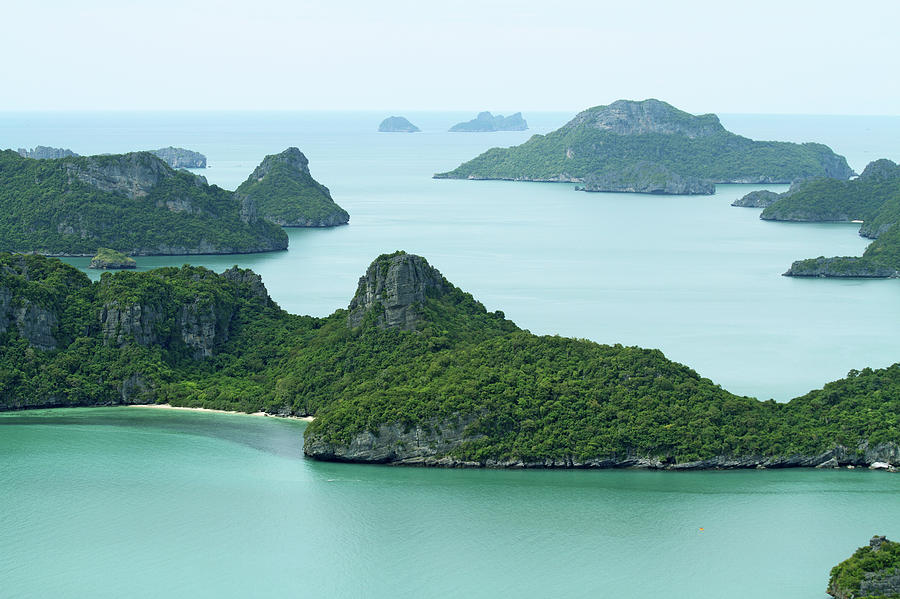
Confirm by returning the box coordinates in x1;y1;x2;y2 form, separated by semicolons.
435;99;854;194
0;251;897;469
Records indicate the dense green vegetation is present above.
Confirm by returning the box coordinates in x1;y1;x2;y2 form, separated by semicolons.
235;148;349;227
772;160;900;277
828;537;900;599
436;100;853;184
1;252;897;467
90;247;136;269
0;150;287;255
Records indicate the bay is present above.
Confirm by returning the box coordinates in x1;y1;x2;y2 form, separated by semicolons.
1;407;897;599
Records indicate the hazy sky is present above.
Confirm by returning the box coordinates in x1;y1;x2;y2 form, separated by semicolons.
4;0;899;114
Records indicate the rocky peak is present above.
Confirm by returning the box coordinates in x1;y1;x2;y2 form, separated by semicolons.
63;152;175;199
222;266;271;304
859;159;900;181
248;147;310;181
565;99;725;138
347;252;447;331
18;146;79;160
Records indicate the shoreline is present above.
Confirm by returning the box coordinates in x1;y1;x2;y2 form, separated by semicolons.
129;403;314;421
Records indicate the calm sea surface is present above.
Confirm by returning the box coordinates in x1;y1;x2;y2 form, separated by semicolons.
1;407;899;599
1;111;898;597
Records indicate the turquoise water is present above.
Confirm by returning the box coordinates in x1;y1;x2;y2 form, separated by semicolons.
1;407;897;599
1;113;899;597
2;111;897;399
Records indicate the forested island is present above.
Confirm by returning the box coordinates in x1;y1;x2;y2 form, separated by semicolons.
1;250;898;469
378;116;420;132
449;111;528;132
89;248;136;270
828;536;900;598
0;150;287;256
738;159;900;278
235;147;349;227
435;99;854;195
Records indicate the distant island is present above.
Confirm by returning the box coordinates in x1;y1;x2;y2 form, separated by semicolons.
0;149;287;256
89;248;136;269
828;536;900;598
435;99;854;195
378;116;420;132
449;111;528;132
15;145;208;169
149;146;207;168
745;159;900;278
2;250;898;471
235;147;349;227
18;146;77;160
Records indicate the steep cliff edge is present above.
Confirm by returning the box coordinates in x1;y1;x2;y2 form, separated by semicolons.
235;148;349;227
0;150;287;255
149;147;207;168
435;99;854;189
828;536;900;599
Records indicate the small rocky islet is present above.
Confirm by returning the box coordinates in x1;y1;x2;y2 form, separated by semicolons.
448;111;528;132
378;116;420;132
89;248;136;269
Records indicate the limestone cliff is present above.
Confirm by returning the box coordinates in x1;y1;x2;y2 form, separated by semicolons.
347;252;447;330
449;111;528;132
378;116;420;132
17;146;78;159
579;162;715;195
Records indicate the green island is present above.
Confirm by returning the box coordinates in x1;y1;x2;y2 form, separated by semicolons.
828;536;900;598
754;159;900;278
89;248;136;270
435;99;854;194
0;149;287;256
235;147;349;227
449;111;528;132
0;250;898;468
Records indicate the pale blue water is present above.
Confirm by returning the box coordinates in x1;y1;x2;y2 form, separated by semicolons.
2;110;896;399
1;112;899;598
1;407;898;599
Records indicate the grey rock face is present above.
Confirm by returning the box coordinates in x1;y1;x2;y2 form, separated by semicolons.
18;146;79;159
149;147;207;168
566;99;725;138
0;286;59;351
304;417;479;464
732;189;782;208
100;302;163;347
64;152;174;199
347;253;447;331
859;158;900;181
248;147;310;180
378;116;420;132
580;162;715;195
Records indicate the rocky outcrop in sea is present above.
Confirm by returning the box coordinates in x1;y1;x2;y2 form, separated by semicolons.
378;116;420;132
732;189;782;208
17;146;78;159
449;111;528;132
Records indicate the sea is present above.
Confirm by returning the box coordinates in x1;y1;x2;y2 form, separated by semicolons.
0;111;898;597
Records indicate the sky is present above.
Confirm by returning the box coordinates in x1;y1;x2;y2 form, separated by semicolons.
4;0;899;114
